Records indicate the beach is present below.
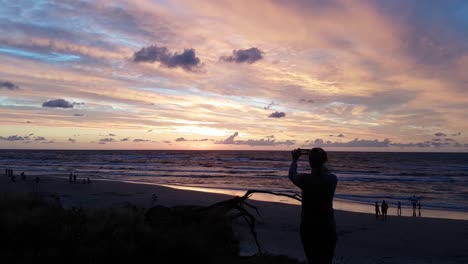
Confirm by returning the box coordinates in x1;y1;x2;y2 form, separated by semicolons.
1;175;467;263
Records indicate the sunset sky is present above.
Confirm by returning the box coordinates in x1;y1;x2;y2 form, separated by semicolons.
1;0;468;151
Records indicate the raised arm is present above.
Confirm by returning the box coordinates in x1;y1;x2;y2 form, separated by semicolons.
288;149;305;188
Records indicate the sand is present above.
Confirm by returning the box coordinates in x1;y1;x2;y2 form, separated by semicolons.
1;175;467;263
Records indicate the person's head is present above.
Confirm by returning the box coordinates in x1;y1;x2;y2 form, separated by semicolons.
308;147;327;169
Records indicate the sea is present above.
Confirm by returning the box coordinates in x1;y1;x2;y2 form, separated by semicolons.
1;150;467;213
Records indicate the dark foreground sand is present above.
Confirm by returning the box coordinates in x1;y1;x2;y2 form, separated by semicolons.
1;176;467;263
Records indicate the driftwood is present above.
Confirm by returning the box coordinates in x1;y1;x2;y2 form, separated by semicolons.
200;190;302;255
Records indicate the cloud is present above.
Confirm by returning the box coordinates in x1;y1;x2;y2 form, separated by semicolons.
68;138;76;143
434;132;447;137
41;141;55;144
215;132;295;146
0;135;26;141
452;132;461;136
73;113;84;117
133;138;151;142
133;45;202;71
34;136;46;141
300;99;315;104
216;132;239;144
304;138;391;148
268;111;286;118
0;81;19;90
99;138;115;144
329;134;345;137
120;137;130;142
220;47;264;64
42;99;74;108
175;137;212;142
108;133;116;136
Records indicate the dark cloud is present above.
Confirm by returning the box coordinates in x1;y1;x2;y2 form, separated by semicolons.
121;137;130;142
215;132;295;146
175;137;212;143
0;81;19;90
452;132;461;136
215;132;239;144
0;135;26;141
163;140;171;144
220;47;264;64
434;132;447;137
300;99;315;104
329;134;345;137
99;138;115;144
109;133;116;137
73;113;84;117
133;45;202;71
268;111;286;118
68;138;76;143
304;138;391;148
42;99;74;108
41;141;55;144
133;138;150;142
26;121;32;123
34;136;46;141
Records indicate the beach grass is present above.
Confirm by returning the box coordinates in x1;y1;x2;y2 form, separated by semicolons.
0;192;302;263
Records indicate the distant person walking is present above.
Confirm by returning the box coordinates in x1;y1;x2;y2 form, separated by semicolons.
375;202;380;220
381;200;389;220
73;174;77;183
69;173;72;183
410;195;418;217
289;148;337;264
418;202;422;217
397;201;402;216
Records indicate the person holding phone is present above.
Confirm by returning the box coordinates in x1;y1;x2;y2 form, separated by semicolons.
289;148;337;264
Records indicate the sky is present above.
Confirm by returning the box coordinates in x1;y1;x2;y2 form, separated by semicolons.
1;0;468;151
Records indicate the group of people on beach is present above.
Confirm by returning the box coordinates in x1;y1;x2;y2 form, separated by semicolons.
5;168;40;184
68;172;91;184
375;196;422;220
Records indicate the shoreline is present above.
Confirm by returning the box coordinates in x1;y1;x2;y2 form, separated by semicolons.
99;178;468;221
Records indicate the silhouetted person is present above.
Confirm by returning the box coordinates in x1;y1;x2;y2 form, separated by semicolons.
20;172;25;181
87;177;91;184
11;175;16;182
35;176;40;184
410;195;417;217
375;202;380;220
289;148;337;264
418;202;422;217
381;200;389;220
4;168;7;177
73;174;77;183
397;201;402;216
69;173;73;183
